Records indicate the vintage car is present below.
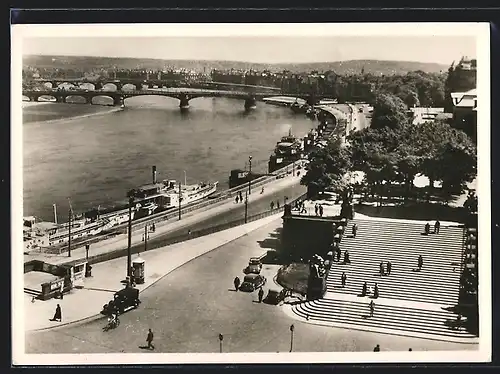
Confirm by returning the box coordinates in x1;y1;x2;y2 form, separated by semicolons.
246;257;263;274
264;287;287;305
239;274;266;292
101;287;141;316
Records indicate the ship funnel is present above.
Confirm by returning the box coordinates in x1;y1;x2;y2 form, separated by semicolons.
53;204;58;224
152;166;157;184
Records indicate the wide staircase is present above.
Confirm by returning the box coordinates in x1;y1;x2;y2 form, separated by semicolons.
291;218;478;342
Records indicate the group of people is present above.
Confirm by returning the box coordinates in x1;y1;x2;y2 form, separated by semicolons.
361;281;379;299
234;191;245;204
270;200;281;210
424;220;441;235
373;344;413;352
314;203;324;217
379;261;392;276
233;276;265;302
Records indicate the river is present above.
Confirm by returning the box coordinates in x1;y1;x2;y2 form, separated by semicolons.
23;96;316;222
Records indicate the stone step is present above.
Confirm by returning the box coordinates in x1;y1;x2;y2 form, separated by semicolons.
327;265;462;282
292;299;476;340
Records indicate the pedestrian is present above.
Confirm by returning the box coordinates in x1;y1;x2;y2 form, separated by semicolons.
146;328;155;350
277;200;280;209
344;250;351;264
409;348;413;351
387;261;392;276
235;195;240;204
314;204;319;216
234;276;240;291
434;220;441;234
239;191;243;203
51;304;62;322
352;223;358;238
151;223;156;232
362;282;367;297
425;222;430;235
370;300;375;317
379;261;384;276
258;288;264;303
373;344;380;352
418;255;423;271
336;247;341;262
374;283;379;299
319;205;324;217
270;201;275;210
341;272;347;287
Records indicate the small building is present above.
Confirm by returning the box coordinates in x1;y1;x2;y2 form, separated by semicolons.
450;88;477;142
409;107;445;125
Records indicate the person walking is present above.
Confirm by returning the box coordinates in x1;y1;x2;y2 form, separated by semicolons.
319;205;324;217
258;288;264;303
51;304;62;322
314;204;319;216
434;220;441;234
418;255;423;271
344;250;351;264
387;261;392;276
270;201;275;210
352;223;358;238
374;283;379;299
276;200;280;209
361;282;368;297
425;222;430;235
234;276;240;291
235;195;240;204
341;272;347;287
373;344;380;352
379;261;384;276
369;300;375;317
146;328;155;350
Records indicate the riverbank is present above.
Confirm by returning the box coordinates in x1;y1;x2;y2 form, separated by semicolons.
22;101;122;124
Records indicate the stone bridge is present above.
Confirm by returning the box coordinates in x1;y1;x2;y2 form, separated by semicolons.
22;87;320;112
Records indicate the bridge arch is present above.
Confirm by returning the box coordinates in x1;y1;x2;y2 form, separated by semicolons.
101;83;120;92
37;95;57;102
78;82;96;91
22;95;30;101
121;83;139;92
91;95;115;106
56;82;77;90
42;82;54;89
65;95;87;104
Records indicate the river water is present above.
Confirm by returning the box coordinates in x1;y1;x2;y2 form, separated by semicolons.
23;96;316;222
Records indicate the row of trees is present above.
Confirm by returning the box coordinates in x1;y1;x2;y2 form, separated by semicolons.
301;92;477;205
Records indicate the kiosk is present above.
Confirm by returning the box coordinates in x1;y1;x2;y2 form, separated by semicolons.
132;257;145;284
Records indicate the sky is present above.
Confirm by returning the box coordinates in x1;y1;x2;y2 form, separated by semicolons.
21;36;477;65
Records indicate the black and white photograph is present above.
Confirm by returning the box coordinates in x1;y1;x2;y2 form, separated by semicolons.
11;23;491;364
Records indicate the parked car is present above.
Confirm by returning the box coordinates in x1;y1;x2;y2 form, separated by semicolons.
239;274;266;292
246;257;263;274
264;288;287;305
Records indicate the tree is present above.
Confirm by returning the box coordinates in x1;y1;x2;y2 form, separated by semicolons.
301;139;352;198
370;92;409;130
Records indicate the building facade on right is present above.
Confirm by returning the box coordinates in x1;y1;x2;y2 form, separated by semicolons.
451;88;477;142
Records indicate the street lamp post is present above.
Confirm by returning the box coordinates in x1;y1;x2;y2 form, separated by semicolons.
144;225;148;252
178;182;182;221
248;156;253;195
127;196;133;277
245;191;248;224
289;324;295;352
67;208;72;257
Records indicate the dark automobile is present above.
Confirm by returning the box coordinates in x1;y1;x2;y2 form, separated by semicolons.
264;288;287;305
101;287;141;315
239;274;266;292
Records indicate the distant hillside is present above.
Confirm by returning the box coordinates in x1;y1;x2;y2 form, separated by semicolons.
23;55;448;76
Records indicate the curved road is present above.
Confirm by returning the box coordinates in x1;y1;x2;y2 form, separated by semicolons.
26;220;474;354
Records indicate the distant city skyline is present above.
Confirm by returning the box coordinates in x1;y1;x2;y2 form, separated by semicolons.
22;36;477;66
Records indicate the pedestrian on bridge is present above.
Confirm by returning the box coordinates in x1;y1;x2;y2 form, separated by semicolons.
341;272;347;287
387;261;392;275
258;287;264;303
369;300;375;317
418;255;423;271
234;276;241;291
434;220;441;234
